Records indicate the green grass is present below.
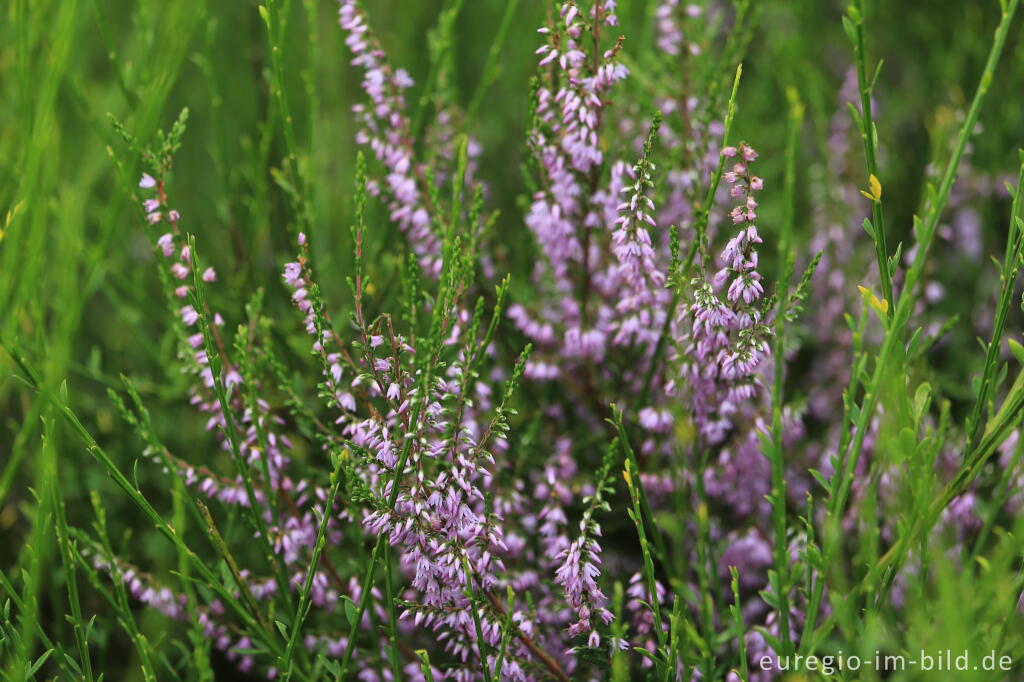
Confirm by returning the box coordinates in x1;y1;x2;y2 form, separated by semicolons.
4;0;1024;679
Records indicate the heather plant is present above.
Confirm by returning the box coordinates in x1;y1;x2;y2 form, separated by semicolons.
5;0;1024;681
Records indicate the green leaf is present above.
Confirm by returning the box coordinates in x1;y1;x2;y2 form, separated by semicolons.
913;382;932;422
888;241;903;277
809;468;831;494
860;217;875;240
27;650;54;676
870;58;885;92
342;595;358;628
841;15;857;44
1009;338;1024;365
632;646;665;666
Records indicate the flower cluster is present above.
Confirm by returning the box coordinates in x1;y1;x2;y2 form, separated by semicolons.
552;447;618;645
514;0;628;355
683;142;772;445
112;5;795;678
339;0;441;277
611;118;670;347
92;2;1023;681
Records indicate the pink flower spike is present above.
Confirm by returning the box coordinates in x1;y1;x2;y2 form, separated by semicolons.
297;232;307;246
139;173;157;189
202;267;217;282
168;210;180;222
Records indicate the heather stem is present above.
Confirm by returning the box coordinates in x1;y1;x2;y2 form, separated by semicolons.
260;0;313;239
766;87;804;659
80;495;162;681
188;237;295;612
728;568;748;681
278;453;345;681
49;416;95;682
490;586;516;680
465;0;520;129
691;64;743;267
382;545;403;682
0;566;80;679
460;553;493;682
965;157;1024;453
336;399;422;680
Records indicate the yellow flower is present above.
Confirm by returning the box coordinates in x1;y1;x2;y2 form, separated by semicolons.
857;285;889;317
859;174;883;202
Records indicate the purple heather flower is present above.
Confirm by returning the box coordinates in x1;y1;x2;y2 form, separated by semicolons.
611;134;670;347
139;173;156;188
637;407;673;433
554;536;613;640
682;142;771;444
181;305;199;326
157;233;174;257
338;0;443;277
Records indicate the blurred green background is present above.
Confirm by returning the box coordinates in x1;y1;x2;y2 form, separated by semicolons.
2;0;1023;677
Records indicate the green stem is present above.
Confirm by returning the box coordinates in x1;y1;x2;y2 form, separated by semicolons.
465;0;520;130
260;0;313;238
337;403;423;679
491;587;516;680
610;408;672;569
623;458;669;672
51;416;95;682
383;545;403;682
279;454;345;680
847;0;894;312
461;554;493;682
804;0;1020;652
189;237;296;614
833;0;1018;536
966;158;1024;453
691;64;743;269
0;568;79;680
766;89;804;658
1;343;288;662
